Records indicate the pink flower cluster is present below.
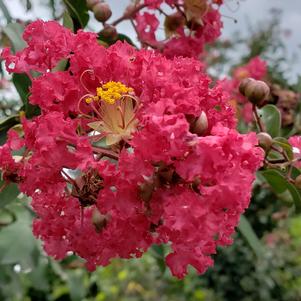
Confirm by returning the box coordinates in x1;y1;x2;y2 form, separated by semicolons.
133;0;223;58
221;56;267;123
0;20;263;278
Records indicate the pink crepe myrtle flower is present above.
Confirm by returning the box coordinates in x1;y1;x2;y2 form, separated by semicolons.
0;20;263;278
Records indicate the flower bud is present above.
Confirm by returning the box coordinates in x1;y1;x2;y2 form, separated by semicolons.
92;209;110;233
99;24;117;40
93;2;112;23
238;77;255;97
164;12;185;37
124;4;136;18
239;78;270;106
191;111;208;135
295;175;301;189
86;0;100;10
257;132;272;151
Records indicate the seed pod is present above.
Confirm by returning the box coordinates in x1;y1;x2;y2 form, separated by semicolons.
257;132;273;151
86;0;100;10
191;111;208;135
239;78;270;107
295;175;301;189
239;77;255;97
93;2;112;23
245;80;270;105
99;24;117;40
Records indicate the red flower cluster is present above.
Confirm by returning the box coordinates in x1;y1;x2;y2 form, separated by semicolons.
133;0;223;58
221;57;267;123
0;20;263;278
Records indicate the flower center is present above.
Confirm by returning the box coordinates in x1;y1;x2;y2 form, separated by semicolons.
81;81;139;146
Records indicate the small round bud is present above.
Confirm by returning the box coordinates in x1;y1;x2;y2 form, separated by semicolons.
93;2;112;23
245;80;270;103
238;77;255;96
239;78;270;106
99;24;118;40
124;4;136;18
92;209;110;233
295;175;301;189
191;111;208;135
257;132;273;150
86;0;100;10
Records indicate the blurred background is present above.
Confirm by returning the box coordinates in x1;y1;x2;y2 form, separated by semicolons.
1;1;301;300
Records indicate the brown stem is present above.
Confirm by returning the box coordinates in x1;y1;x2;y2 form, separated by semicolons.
92;146;119;160
252;104;264;132
111;4;147;26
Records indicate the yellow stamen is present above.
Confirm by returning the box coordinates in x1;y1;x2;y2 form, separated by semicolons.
96;81;133;104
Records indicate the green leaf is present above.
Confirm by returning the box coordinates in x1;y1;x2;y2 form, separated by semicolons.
116;34;136;47
258;104;281;137
66;270;87;301
3;23;26;53
0;179;20;208
150;245;166;274
63;0;89;29
12;73;31;104
98;33;137;48
63;10;74;32
0;0;12;23
238;215;265;259
259;169;301;211
273;137;294;160
0;203;38;269
12;74;40;118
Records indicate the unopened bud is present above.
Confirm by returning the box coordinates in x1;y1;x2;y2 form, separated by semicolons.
257;132;272;150
92;209;110;233
124;4;136;18
164;12;185;37
295;175;301;189
86;0;100;10
99;24;117;40
239;78;270;106
93;2;112;23
191;111;208;135
239;78;255;96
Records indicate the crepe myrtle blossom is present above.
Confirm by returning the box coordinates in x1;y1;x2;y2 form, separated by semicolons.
0;20;263;278
132;0;223;58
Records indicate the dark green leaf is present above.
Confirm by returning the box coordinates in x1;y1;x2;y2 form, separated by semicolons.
0;179;19;208
258;104;281;137
63;0;89;29
98;33;137;48
238;215;265;258
12;74;40;118
2;23;26;53
116;34;136;47
12;73;31;104
259;169;301;211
